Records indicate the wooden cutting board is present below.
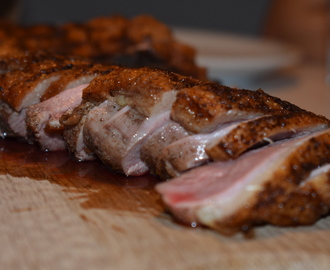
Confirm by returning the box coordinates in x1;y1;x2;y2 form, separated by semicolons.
1;138;330;270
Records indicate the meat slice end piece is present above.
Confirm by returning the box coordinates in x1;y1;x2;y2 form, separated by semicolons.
156;129;330;234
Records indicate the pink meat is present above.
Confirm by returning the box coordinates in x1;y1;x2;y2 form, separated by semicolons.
26;84;88;151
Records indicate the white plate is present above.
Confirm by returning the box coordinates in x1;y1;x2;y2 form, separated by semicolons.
173;28;301;85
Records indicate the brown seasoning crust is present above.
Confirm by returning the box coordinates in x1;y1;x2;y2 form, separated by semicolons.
81;67;205;116
40;64;118;101
206;112;330;161
210;132;330;235
171;85;310;133
0;60;99;110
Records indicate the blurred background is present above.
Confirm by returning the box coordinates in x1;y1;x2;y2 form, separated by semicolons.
1;0;327;63
2;0;270;36
0;0;328;89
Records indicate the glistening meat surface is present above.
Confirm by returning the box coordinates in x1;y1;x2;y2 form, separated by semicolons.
85;106;171;176
156;121;242;179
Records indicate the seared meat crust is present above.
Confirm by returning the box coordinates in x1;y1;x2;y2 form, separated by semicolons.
215;131;330;235
171;85;309;133
206;112;330;161
41;64;117;101
82;67;204;116
0;59;88;111
0;51;86;74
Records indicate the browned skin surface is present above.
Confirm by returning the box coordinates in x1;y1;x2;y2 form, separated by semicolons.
41;64;117;101
0;60;89;111
209;131;330;235
0;51;63;72
171;85;311;133
206;112;330;161
82;67;205;117
0;51;85;74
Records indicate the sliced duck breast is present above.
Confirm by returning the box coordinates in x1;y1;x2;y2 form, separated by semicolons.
0;62;78;139
61;98;121;161
0;58;91;111
26;84;88;151
156;129;330;235
0;61;116;141
40;64;117;101
82;67;204;117
156;121;244;179
140;120;189;175
84;105;170;176
61;67;203;163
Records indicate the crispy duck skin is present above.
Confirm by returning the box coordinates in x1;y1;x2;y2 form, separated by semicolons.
0;51;86;74
0;59;88;111
171;85;308;133
156;129;330;235
81;67;204;117
40;63;117;101
206;112;330;161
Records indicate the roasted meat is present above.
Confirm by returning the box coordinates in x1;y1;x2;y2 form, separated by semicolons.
0;53;329;235
25;84;88;151
61;67;329;180
0;55;117;143
61;67;205;163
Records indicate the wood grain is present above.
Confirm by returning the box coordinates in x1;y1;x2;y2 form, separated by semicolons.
1;138;330;270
